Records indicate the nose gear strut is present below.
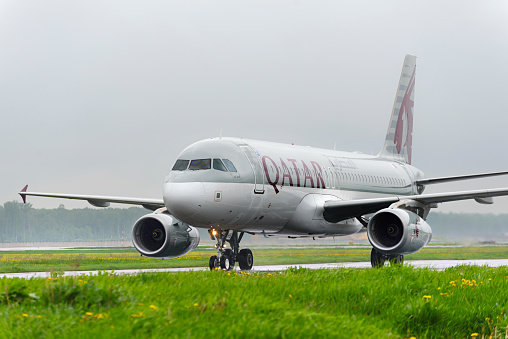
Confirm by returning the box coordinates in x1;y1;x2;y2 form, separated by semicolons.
208;230;253;271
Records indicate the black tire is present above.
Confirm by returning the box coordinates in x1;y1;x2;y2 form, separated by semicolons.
220;253;234;270
209;255;218;270
238;248;254;270
389;254;404;266
370;248;385;268
224;248;234;262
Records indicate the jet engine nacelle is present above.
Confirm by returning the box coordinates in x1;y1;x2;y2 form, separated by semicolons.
367;208;432;255
132;211;200;258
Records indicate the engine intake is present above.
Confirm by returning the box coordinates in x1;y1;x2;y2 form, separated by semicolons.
132;212;200;258
367;208;432;255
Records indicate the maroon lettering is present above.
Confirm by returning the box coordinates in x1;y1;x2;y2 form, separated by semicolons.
262;156;280;194
280;158;293;187
311;161;325;189
301;161;314;188
287;159;300;187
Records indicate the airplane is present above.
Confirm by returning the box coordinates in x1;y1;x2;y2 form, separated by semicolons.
19;54;508;270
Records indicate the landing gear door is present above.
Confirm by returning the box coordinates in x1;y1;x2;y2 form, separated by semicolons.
240;146;265;194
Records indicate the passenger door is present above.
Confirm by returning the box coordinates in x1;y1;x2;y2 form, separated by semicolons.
239;145;265;194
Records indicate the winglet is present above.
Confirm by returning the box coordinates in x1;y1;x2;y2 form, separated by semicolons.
19;185;28;203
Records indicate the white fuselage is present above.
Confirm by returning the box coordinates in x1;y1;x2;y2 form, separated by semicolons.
163;137;424;237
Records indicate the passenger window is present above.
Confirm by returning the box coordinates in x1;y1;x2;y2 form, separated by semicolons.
172;160;189;171
213;159;228;172
189;159;211;170
222;159;237;172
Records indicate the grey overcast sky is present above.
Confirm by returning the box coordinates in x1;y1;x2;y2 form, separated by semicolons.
1;0;507;213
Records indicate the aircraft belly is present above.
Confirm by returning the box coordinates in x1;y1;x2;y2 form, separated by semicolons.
281;193;363;236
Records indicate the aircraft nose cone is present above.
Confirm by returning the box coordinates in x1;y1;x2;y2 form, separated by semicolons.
163;182;206;225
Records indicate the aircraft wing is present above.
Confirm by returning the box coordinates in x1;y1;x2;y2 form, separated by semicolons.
416;171;508;186
323;187;508;223
19;185;165;211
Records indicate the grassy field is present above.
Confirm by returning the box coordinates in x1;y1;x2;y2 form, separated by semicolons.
1;265;508;338
1;245;508;273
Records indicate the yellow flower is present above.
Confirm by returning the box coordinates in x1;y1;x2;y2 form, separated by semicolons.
423;295;432;299
486;317;491;321
437;287;441;290
194;303;199;307
471;333;479;337
410;337;416;339
85;312;93;316
150;305;158;311
289;294;293;298
22;313;28;317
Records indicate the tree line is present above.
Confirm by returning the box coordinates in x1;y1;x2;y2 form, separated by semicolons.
0;201;146;242
0;200;507;243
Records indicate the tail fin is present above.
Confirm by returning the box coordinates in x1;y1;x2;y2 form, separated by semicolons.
378;54;416;164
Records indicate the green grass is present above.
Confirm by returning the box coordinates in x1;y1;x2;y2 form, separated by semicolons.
1;266;508;338
1;245;508;273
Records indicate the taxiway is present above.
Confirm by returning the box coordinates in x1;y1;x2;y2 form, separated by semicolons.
1;259;508;279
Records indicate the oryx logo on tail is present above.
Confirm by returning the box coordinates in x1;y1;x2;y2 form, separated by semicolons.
378;54;417;165
394;66;416;164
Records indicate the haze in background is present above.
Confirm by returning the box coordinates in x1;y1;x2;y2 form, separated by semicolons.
1;1;507;213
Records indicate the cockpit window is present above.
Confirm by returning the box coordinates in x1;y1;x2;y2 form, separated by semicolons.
172;159;189;171
222;159;237;172
189;159;211;170
213;159;227;172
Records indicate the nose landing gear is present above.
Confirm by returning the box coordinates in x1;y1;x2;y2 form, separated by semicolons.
208;230;253;271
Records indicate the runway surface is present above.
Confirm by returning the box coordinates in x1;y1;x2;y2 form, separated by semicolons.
2;259;508;279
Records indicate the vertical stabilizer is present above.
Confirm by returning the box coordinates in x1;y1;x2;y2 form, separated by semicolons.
378;54;416;164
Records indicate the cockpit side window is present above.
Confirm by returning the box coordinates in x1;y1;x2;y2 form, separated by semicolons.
222;159;237;172
189;159;211;170
213;159;228;172
172;159;189;171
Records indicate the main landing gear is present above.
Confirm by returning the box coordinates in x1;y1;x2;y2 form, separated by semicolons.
370;248;403;268
208;230;253;271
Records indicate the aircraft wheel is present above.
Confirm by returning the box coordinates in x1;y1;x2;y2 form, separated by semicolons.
238;248;253;271
209;255;218;270
370;248;385;268
389;254;404;266
224;248;234;262
220;253;234;271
